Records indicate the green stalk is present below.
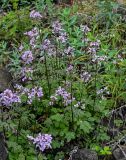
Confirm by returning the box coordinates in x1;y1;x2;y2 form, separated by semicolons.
70;77;74;131
44;52;51;97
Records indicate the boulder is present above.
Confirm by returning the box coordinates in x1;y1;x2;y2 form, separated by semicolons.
53;0;72;4
113;147;126;160
117;0;125;5
0;69;13;92
71;148;98;160
0;132;8;160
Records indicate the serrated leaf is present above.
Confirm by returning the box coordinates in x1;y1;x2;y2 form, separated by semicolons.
50;113;63;122
79;121;92;133
65;132;75;142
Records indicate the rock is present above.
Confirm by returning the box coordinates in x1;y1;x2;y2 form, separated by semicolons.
112;2;126;17
0;69;13;92
116;6;126;15
71;148;98;160
108;128;119;137
113;147;126;160
0;132;8;160
117;0;125;5
53;0;72;4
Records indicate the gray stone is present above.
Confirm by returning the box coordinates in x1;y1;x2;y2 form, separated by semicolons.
108;128;119;137
71;148;98;160
0;132;8;160
113;147;126;160
0;69;13;92
117;0;125;5
54;0;72;4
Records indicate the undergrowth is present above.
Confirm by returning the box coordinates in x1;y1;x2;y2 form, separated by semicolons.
0;0;126;159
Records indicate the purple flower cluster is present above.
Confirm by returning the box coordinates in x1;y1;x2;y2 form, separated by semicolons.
92;55;107;63
15;84;24;93
90;41;100;48
80;25;90;34
88;47;97;54
42;39;51;51
97;87;110;95
81;71;91;83
21;67;33;82
30;10;42;19
19;44;24;51
57;32;67;43
14;84;25;93
30;38;36;48
82;38;89;43
49;96;57;105
52;21;63;34
24;28;39;38
96;86;110;100
0;89;21;106
64;46;75;57
52;21;67;43
50;86;75;106
24;28;39;48
27;87;43;104
116;54;124;62
66;64;74;73
47;47;56;56
27;133;52;152
21;51;33;64
21;32;36;82
15;85;43;104
88;40;100;54
41;39;56;56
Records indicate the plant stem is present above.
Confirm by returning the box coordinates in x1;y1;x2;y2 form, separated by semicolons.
93;62;98;108
70;80;74;130
44;52;51;97
17;117;21;142
1;106;6;136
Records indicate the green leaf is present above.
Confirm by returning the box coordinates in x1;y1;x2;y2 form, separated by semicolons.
50;113;63;122
17;154;25;160
52;140;61;149
70;16;77;25
79;121;92;133
65;132;75;142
